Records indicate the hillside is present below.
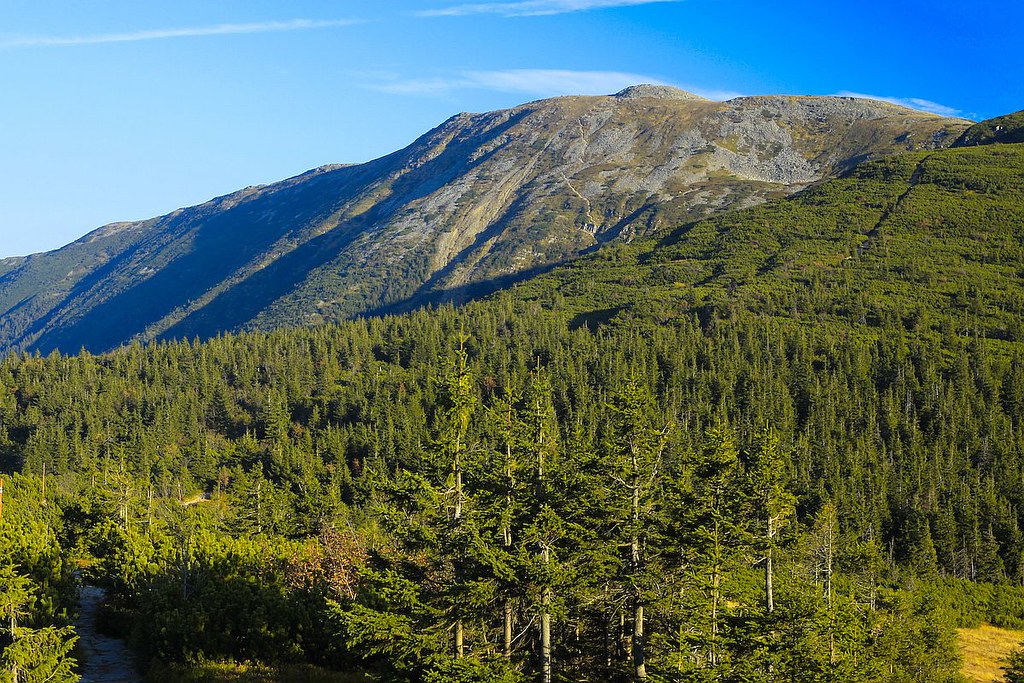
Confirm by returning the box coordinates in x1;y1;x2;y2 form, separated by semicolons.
0;88;967;354
500;140;1024;344
956;109;1024;147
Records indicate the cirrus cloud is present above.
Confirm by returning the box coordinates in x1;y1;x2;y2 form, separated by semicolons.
1;19;360;48
419;0;683;17
835;91;963;117
364;68;741;101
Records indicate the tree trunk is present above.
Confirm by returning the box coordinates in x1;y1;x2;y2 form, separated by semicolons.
503;438;514;660
766;515;775;613
454;433;464;659
825;514;835;667
604;589;613;670
504;600;513;659
455;620;464;659
765;518;776;680
711;518;721;667
454;436;463;521
536;398;553;680
181;540;191;601
633;596;646;682
255;479;263;534
541;583;552;682
711;569;719;666
631;446;647;682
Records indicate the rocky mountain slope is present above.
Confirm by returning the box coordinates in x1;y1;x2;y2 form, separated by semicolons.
503;135;1024;344
0;86;969;354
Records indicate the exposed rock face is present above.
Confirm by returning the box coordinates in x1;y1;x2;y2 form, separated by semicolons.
0;88;969;354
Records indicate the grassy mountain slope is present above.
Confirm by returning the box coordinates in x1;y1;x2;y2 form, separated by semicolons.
0;88;967;354
500;141;1024;343
956;109;1024;147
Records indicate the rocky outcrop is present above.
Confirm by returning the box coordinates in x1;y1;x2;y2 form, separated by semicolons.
613;84;707;100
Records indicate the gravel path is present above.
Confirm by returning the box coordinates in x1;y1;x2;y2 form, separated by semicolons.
75;585;142;683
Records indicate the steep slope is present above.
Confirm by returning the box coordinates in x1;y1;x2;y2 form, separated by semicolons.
956;109;1024;146
0;87;968;354
502;140;1024;343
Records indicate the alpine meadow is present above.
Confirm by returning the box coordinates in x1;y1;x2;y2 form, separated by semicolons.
2;42;1024;683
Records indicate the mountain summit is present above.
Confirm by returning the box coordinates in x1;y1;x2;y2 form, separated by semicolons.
613;84;707;100
0;89;969;354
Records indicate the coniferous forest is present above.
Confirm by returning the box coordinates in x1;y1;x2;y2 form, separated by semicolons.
3;133;1024;683
4;295;1024;682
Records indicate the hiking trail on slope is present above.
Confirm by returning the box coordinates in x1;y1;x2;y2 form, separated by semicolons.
75;585;142;683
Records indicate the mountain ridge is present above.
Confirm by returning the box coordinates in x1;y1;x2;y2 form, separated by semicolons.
0;88;972;354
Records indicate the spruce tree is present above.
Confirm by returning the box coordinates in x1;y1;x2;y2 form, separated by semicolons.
605;379;669;682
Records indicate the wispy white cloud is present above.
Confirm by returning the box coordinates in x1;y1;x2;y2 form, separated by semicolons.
1;19;359;48
684;86;744;101
419;0;682;18
367;69;662;97
364;68;739;101
371;77;469;96
465;69;670;96
835;91;962;117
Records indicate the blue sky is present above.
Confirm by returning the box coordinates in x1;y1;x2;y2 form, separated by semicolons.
1;0;1021;258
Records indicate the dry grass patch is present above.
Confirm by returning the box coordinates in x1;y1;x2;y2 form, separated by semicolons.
960;624;1024;683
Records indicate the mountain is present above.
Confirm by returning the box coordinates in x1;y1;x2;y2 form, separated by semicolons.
0;86;969;354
